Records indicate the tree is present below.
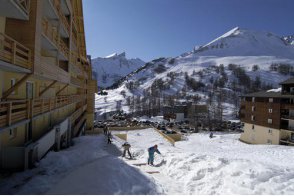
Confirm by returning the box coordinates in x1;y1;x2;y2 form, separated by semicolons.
252;65;259;72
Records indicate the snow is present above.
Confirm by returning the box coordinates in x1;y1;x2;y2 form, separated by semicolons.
2;128;294;194
105;52;118;58
267;87;282;92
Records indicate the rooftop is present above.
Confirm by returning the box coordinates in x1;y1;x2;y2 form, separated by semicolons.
279;77;294;85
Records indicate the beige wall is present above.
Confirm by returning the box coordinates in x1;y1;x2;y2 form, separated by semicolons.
240;123;280;145
0;124;26;147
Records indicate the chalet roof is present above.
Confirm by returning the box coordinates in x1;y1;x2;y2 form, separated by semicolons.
279;77;294;85
241;91;293;98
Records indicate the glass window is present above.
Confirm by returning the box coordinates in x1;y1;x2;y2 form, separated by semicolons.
269;98;273;103
268;119;273;124
251;115;255;121
11;78;16;95
269;109;273;113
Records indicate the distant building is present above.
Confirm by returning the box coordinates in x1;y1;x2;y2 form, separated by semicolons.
163;105;188;122
187;103;208;128
163;102;207;125
240;78;294;145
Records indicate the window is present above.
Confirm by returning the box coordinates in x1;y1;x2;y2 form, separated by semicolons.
252;106;255;112
252;97;255;102
267;139;272;144
252;125;255;129
268;119;273;124
251;115;255;121
269;98;273;103
269;109;273;113
268;129;272;134
9;128;17;139
11;78;16;95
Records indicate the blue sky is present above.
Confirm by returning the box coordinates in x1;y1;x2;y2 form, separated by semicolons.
83;0;294;61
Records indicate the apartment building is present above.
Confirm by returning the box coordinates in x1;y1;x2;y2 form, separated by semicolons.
0;0;97;170
240;78;294;145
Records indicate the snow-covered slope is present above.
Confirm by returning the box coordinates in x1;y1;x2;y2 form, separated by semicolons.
95;28;294;117
193;27;294;58
92;52;145;88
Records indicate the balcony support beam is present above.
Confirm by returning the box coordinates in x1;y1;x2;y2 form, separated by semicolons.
1;73;32;100
39;80;57;97
56;84;69;96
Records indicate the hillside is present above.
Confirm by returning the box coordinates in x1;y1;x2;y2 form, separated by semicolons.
92;52;145;88
95;27;294;118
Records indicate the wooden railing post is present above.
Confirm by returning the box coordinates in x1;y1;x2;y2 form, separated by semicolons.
49;99;52;111
41;99;44;113
11;42;16;64
7;102;12;126
30;99;34;118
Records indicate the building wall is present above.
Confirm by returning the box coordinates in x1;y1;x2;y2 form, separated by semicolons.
0;124;27;148
0;17;5;33
240;123;280;145
241;100;281;129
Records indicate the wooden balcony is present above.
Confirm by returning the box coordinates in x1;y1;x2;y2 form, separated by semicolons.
35;57;70;84
0;33;31;71
70;104;87;122
59;39;69;59
0;94;86;129
42;18;59;47
70;52;88;79
51;0;70;36
70;76;85;88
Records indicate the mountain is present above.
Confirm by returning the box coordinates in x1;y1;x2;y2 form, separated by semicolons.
95;28;294;118
92;52;145;88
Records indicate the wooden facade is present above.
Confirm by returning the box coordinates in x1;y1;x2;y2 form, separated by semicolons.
0;0;97;170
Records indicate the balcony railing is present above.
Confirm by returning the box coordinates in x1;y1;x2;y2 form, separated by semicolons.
42;18;59;46
42;19;69;59
0;95;86;128
70;52;88;78
70;104;87;122
70;76;85;88
59;39;69;59
0;33;31;70
51;0;70;35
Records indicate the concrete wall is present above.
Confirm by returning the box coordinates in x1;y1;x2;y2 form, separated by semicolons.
240;123;280;145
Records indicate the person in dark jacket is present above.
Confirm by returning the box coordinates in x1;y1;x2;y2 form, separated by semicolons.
103;125;109;135
122;142;132;159
107;131;112;144
148;145;161;166
209;132;213;138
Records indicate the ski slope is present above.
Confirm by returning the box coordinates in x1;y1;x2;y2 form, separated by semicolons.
2;128;294;194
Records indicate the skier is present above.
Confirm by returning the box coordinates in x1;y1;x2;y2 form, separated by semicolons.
122;142;132;159
107;131;112;144
209;132;213;138
103;125;108;135
148;144;161;166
